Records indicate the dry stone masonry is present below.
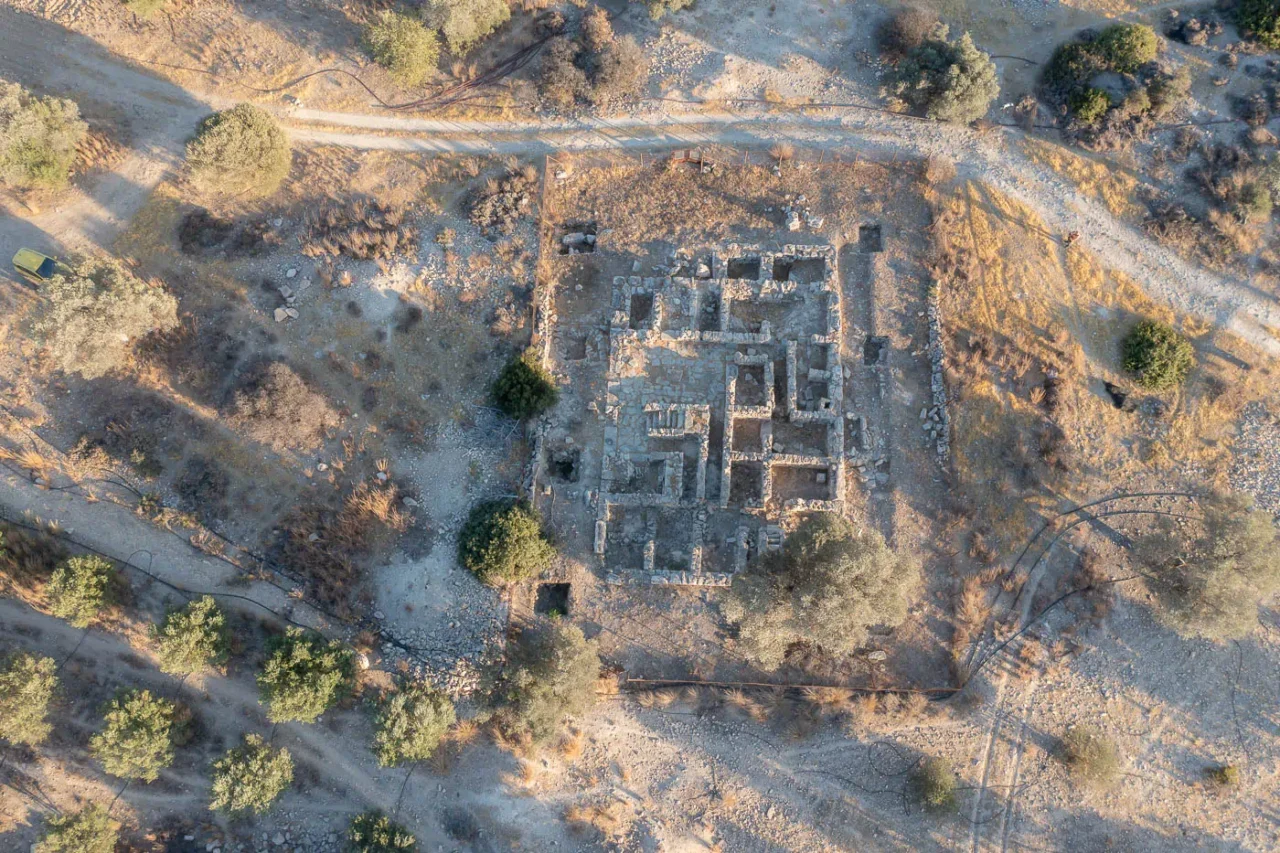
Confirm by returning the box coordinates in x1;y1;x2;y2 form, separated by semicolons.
593;245;847;587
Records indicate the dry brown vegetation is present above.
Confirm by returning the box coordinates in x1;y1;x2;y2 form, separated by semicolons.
301;198;418;261
227;361;342;454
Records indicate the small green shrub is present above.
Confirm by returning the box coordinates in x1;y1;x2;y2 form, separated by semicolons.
458;499;555;586
423;0;509;55
1069;87;1111;125
637;0;694;20
1147;67;1192;118
124;0;169;18
373;680;456;766
1121;320;1194;390
186;103;291;198
1239;0;1280;49
1235;180;1273;223
210;733;293;814
0;80;87;189
38;256;179;379
0;652;58;746
885;29;1000;124
911;757;958;812
348;810;417;852
363;11;440;87
154;595;229;676
47;555;115;628
257;627;355;723
1205;763;1240;787
35;804;119;853
1059;725;1121;788
90;689;176;782
1043;41;1104;92
489;620;600;743
492;355;559;420
1092;24;1160;73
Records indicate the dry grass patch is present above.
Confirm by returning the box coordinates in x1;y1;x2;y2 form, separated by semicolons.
1020;138;1142;219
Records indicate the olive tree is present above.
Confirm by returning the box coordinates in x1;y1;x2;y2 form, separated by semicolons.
1132;491;1280;641
37;257;179;379
885;27;999;124
363;11;440;87
1122;320;1194;390
488;620;600;743
492;354;559;420
257;627;354;724
373;680;456;766
0;79;87;189
47;555;116;628
186;103;291;197
0;652;58;746
458;499;555;586
210;733;293;814
90;689;176;782
422;0;509;55
723;514;922;671
154;595;229;676
34;804;119;853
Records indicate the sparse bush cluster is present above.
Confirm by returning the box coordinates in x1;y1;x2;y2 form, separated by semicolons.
37;256;179;380
1133;491;1280;641
364;10;440;87
423;0;510;55
1059;724;1121;788
458;499;555;586
279;479;411;612
488;620;600;743
1041;26;1185;149
492;354;559;420
1188;142;1276;225
877;7;940;64
228;361;341;453
1121;320;1194;390
303;197;418;260
257;627;355;724
883;25;999;124
210;733;294;814
348;811;417;852
35;804;119;853
0;652;58;746
0;79;87;189
469;164;538;236
634;0;692;19
186;103;291;198
723;514;921;671
539;7;649;110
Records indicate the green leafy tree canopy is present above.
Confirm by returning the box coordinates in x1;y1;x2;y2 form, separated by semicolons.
1239;0;1280;50
458;499;555;586
38;256;179;380
492;355;559;420
0;79;87;189
363;11;440;87
489;620;600;743
257;627;355;723
1121;319;1194;390
47;555;115;628
373;680;456;767
1133;491;1280;640
154;595;229;676
35;804;119;853
90;689;176;782
886;28;1000;124
723;514;922;671
210;733;294;814
422;0;510;55
186;103;291;198
0;652;58;746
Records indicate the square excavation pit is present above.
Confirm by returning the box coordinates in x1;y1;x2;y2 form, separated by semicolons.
585;244;847;586
535;583;571;616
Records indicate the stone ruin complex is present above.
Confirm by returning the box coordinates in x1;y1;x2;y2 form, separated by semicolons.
592;245;846;587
